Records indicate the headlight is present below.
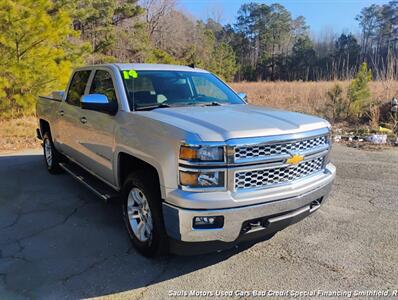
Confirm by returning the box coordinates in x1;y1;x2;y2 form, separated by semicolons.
180;145;224;162
179;170;225;188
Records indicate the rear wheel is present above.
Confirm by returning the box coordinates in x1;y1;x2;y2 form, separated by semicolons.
42;132;63;174
122;171;168;257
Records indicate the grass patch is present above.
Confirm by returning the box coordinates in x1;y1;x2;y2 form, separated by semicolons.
0;116;40;152
1;80;397;153
229;80;397;117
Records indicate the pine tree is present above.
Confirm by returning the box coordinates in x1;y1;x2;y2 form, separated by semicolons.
56;0;143;63
191;29;237;81
208;42;237;81
290;36;315;80
0;0;87;117
326;83;346;122
347;62;372;118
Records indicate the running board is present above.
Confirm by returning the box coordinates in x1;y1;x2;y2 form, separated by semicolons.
59;162;119;202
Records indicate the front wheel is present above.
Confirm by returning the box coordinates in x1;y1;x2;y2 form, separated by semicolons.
42;132;63;174
122;171;168;257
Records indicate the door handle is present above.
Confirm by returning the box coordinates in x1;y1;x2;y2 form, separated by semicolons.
80;117;87;124
59;110;64;116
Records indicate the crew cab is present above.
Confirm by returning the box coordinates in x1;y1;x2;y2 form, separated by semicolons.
36;63;336;256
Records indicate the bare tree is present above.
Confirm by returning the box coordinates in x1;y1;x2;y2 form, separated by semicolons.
141;0;176;39
205;3;224;24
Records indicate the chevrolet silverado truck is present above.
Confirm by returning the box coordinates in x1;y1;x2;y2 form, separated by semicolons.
36;63;336;256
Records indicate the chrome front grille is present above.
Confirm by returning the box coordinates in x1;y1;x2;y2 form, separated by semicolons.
234;135;328;163
234;157;324;190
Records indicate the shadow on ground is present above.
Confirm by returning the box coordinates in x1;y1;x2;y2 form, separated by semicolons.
0;152;251;299
2;146;398;299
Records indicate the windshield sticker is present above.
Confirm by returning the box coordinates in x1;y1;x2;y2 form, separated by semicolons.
123;70;138;79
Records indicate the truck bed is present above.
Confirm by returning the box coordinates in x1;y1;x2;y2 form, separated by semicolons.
36;95;62;127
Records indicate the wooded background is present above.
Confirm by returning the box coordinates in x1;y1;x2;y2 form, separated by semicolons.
1;0;398;117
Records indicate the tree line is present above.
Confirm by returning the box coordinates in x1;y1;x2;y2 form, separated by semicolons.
226;1;398;81
1;0;398;116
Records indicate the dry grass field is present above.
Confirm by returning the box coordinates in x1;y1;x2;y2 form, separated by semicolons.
1;80;397;152
0;116;40;153
230;81;398;116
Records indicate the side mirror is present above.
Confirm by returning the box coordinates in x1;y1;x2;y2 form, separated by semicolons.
237;92;247;102
80;94;117;115
52;91;65;101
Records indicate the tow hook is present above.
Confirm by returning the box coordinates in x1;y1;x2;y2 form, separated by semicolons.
309;198;323;212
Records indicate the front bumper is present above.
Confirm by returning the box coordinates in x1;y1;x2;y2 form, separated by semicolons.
162;163;335;253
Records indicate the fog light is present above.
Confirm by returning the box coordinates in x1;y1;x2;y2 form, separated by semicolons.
193;216;224;229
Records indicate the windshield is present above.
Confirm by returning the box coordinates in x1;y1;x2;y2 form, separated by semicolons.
121;70;245;110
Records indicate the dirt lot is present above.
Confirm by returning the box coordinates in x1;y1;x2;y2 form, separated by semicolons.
0;144;397;299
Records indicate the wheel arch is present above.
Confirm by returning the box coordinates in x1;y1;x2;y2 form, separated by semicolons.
117;152;165;198
39;119;51;136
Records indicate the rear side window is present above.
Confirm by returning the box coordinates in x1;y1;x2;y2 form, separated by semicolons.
66;71;91;106
89;70;117;104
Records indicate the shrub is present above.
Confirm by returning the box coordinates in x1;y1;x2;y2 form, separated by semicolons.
347;62;372;118
325;83;346;122
367;104;380;130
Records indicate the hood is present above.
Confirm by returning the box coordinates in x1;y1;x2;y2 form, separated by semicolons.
140;104;330;141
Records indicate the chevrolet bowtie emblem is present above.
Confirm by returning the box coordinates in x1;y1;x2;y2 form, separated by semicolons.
286;154;304;165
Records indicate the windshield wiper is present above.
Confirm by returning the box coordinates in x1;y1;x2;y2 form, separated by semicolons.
204;101;222;106
186;100;223;107
135;101;222;110
134;103;171;111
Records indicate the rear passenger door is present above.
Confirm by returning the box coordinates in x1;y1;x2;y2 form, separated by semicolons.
57;70;91;158
76;69;118;185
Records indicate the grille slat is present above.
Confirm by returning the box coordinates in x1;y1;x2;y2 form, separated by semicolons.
234;157;324;190
234;135;328;162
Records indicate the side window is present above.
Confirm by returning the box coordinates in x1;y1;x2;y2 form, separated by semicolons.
89;70;117;104
66;71;91;106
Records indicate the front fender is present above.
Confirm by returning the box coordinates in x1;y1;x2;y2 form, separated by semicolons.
113;111;199;197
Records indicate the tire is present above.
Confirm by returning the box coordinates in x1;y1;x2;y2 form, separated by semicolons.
122;171;168;257
42;132;63;174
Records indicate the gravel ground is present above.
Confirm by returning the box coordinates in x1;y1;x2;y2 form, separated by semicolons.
0;144;397;300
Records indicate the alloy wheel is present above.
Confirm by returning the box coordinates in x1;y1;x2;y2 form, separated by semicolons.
44;138;53;167
127;187;153;242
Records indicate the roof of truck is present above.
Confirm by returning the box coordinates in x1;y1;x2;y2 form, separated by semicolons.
82;63;210;73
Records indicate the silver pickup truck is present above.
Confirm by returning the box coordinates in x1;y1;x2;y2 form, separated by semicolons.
36;63;336;256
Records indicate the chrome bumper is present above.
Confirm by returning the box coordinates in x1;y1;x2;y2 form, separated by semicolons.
162;163;335;243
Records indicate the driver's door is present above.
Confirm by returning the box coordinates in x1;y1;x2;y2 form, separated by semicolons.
76;69;118;185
